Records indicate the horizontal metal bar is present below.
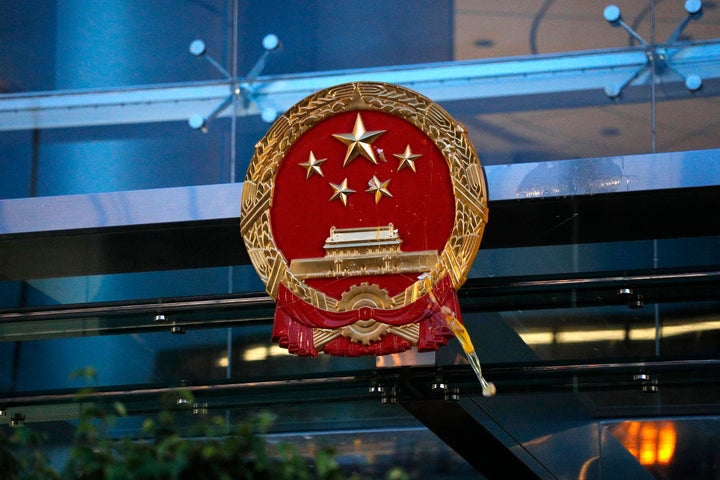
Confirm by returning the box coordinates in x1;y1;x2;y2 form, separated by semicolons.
0;374;363;409
1;149;718;236
0;151;718;280
1;267;717;341
459;267;720;311
0;83;235;131
1;188;717;280
0;294;275;341
0;183;241;235
465;268;720;293
484;148;720;200
0;294;273;322
1;42;719;131
2;359;718;409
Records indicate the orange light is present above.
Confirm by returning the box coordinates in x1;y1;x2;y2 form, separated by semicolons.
612;421;676;467
656;423;677;465
639;424;658;465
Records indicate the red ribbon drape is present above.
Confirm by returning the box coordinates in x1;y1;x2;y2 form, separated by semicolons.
272;274;462;357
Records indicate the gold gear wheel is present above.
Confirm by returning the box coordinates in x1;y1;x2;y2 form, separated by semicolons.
338;283;392;345
338;282;392;311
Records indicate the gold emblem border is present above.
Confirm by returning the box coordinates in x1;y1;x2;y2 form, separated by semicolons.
240;81;488;312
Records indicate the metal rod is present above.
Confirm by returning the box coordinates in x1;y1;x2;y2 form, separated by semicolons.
650;0;657;155
0;294;274;322
2;269;718;323
0;375;361;408
229;0;239;184
2;359;719;408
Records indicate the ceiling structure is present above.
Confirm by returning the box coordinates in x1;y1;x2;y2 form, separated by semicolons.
452;0;720;165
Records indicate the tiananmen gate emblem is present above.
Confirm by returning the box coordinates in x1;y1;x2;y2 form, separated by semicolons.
240;82;488;357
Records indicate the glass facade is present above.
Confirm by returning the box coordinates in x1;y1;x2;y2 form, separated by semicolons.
1;1;719;478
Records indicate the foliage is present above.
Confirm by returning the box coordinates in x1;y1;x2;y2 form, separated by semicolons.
2;400;351;480
1;368;407;480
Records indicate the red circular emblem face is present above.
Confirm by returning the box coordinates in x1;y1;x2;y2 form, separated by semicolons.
241;82;487;357
270;110;455;300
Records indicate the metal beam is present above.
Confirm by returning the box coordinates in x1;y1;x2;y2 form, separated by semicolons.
400;398;550;479
1;42;719;131
2;267;718;341
1;151;718;280
0;183;240;235
1;149;718;236
9;183;719;280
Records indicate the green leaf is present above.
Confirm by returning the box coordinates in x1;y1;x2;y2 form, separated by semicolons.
141;418;155;435
386;466;409;480
112;401;127;417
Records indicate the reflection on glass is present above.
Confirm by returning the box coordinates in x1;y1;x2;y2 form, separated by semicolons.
472;102;655;165
611;420;677;466
516;158;622;198
656;97;720;153
499;303;720;362
270;427;476;479
454;1;720;61
519;318;720;345
0;266;264;309
242;344;291;362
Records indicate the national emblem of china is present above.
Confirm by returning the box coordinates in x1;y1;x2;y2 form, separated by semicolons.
240;82;488;357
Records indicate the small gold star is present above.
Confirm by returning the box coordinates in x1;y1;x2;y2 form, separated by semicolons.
329;178;355;206
332;113;386;167
366;176;393;204
393;144;422;172
298;151;326;179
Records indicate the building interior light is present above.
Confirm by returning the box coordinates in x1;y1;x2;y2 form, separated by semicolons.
555;329;626;344
611;420;677;466
243;345;291;362
519;319;720;345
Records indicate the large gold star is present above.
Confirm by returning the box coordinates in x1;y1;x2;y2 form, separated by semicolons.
366;175;393;204
393;144;422;172
332;113;386;167
298;151;326;179
329;178;355;206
